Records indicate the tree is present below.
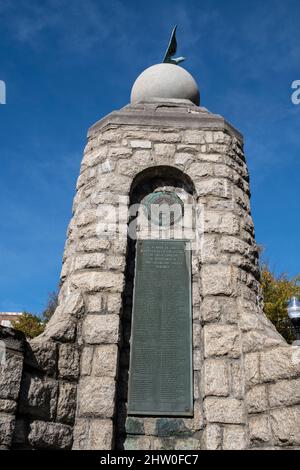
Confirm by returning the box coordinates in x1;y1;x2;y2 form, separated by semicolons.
261;265;300;343
11;290;58;339
42;290;58;322
12;312;45;339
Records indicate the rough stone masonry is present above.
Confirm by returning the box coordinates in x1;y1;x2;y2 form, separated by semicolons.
1;96;300;450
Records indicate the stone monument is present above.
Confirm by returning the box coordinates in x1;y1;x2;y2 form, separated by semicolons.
1;29;300;450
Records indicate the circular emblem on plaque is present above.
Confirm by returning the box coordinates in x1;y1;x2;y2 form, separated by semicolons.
143;191;184;226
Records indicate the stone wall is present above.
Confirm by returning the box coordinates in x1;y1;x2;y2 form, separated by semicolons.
1;99;300;450
0;294;82;449
0;327;25;449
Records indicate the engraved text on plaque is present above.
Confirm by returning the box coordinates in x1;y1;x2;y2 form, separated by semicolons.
128;239;193;416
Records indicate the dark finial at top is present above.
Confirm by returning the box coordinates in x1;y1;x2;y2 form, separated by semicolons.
163;25;186;65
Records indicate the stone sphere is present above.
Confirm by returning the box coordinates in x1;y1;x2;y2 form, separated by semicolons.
130;63;200;106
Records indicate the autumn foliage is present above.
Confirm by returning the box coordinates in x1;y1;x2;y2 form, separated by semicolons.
12;312;45;339
261;265;300;343
12;291;58;339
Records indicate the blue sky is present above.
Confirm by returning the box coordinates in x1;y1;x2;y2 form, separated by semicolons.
0;0;300;314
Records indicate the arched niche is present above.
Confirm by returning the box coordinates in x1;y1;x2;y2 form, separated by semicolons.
114;166;197;449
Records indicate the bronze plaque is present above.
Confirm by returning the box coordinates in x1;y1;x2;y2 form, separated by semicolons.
128;239;193;416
